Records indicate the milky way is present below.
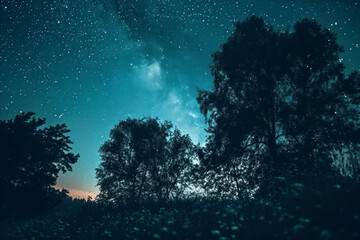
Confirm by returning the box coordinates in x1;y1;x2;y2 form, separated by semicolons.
1;0;359;193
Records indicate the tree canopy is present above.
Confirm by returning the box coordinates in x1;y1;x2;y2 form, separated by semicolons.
96;118;197;204
0;112;79;214
197;16;360;199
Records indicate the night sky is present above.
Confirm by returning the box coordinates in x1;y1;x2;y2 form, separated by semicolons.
1;0;359;196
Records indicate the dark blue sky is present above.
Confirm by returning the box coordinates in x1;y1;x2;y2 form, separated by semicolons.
1;0;359;194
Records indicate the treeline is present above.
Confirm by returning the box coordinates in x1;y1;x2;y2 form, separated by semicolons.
96;118;198;204
1;16;360;218
0;112;78;217
96;16;360;205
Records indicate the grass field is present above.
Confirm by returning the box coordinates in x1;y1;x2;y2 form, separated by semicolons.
1;186;360;240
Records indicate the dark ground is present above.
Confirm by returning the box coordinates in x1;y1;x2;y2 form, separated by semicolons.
1;184;360;240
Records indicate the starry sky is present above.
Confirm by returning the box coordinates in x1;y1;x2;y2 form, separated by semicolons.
1;0;359;196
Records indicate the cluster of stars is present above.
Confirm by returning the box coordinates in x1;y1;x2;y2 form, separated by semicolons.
0;0;359;192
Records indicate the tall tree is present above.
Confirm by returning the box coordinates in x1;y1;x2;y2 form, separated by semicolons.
0;112;79;215
96;118;196;204
197;16;360;198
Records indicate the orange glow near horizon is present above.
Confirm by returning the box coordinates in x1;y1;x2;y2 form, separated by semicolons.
54;186;98;200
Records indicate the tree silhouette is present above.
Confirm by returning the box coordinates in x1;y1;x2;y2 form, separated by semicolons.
0;112;79;215
96;118;196;204
197;16;360;199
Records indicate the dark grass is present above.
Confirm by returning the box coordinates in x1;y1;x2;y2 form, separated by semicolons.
1;185;360;240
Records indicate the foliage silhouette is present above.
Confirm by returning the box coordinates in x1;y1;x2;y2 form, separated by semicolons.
197;16;360;199
96;117;197;204
0;112;79;216
2;15;360;240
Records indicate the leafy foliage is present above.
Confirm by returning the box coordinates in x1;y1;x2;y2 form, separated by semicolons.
0;112;79;216
2;16;360;240
197;16;360;198
2;191;360;240
96;118;197;204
